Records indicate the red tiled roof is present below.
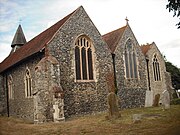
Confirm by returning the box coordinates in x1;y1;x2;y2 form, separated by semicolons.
102;25;127;53
0;7;77;73
140;44;152;55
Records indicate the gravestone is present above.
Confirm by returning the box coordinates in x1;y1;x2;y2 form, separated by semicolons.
153;94;160;107
107;92;121;119
52;85;65;122
133;114;142;123
162;90;170;110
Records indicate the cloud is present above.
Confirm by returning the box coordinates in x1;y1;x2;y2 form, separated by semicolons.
0;0;25;32
0;0;180;67
162;38;180;49
0;42;11;62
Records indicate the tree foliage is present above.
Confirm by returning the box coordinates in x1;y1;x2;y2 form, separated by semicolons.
165;61;180;90
166;0;180;28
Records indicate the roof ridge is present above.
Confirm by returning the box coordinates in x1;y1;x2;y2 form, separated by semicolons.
102;25;127;37
140;43;153;55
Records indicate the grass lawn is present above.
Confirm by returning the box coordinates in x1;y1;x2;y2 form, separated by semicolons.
0;105;180;135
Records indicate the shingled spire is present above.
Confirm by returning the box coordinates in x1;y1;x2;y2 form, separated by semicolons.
11;24;27;53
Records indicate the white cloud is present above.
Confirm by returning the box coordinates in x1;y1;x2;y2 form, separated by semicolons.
0;43;11;62
0;0;180;67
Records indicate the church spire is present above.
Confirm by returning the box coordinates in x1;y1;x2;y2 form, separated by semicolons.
11;24;27;53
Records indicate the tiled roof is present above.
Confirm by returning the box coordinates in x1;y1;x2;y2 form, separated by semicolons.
102;25;127;53
0;7;78;73
140;44;152;55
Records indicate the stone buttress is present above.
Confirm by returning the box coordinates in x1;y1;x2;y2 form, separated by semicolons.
33;54;65;123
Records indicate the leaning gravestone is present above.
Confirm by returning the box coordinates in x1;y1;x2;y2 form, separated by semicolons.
153;94;160;107
162;90;170;110
107;92;121;119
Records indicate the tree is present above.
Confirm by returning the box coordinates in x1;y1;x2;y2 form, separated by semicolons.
165;61;180;90
166;0;180;28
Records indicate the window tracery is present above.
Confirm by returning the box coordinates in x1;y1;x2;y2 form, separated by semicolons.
75;35;94;81
124;39;138;79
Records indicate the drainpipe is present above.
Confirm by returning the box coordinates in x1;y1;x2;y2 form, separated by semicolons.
146;58;151;91
112;53;118;94
5;75;9;117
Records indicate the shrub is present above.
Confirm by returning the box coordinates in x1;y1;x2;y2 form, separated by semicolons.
171;98;180;105
172;92;178;99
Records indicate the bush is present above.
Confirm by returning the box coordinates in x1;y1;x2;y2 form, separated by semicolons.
172;92;178;99
171;98;180;105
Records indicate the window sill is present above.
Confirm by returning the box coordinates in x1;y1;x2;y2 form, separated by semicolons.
74;79;97;83
25;96;33;99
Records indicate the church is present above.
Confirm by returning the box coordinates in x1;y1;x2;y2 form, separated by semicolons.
0;6;173;123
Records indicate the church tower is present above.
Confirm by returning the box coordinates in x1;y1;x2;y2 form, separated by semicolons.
10;24;27;53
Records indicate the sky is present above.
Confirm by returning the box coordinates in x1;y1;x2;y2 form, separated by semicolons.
0;0;180;68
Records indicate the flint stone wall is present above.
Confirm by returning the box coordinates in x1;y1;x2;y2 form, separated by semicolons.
0;53;44;120
145;44;167;103
47;7;113;118
0;74;7;115
34;55;65;123
115;25;147;108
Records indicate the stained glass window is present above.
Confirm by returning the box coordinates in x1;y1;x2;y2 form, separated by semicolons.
124;39;138;79
153;55;161;81
75;36;94;81
25;69;32;98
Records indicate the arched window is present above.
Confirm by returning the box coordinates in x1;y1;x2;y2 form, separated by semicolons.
8;75;13;99
124;39;138;79
75;35;94;81
24;68;32;98
153;55;161;81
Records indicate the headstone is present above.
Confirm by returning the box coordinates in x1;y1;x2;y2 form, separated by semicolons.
162;90;170;110
145;90;153;107
107;92;121;119
52;85;65;122
153;94;160;107
133;114;142;123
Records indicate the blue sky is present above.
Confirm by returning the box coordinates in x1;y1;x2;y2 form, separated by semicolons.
0;0;180;67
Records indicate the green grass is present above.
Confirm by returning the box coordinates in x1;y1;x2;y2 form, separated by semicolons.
0;105;180;135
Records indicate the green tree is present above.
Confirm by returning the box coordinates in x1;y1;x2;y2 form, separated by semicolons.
165;61;180;90
166;0;180;28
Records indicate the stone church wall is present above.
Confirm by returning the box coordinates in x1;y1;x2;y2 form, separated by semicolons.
48;7;113;118
33;55;65;123
115;26;147;108
146;45;167;102
1;53;44;120
0;74;7;115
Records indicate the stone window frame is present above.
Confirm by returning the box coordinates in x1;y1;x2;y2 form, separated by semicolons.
152;54;161;81
8;75;14;99
123;38;139;79
74;34;96;82
24;68;32;98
